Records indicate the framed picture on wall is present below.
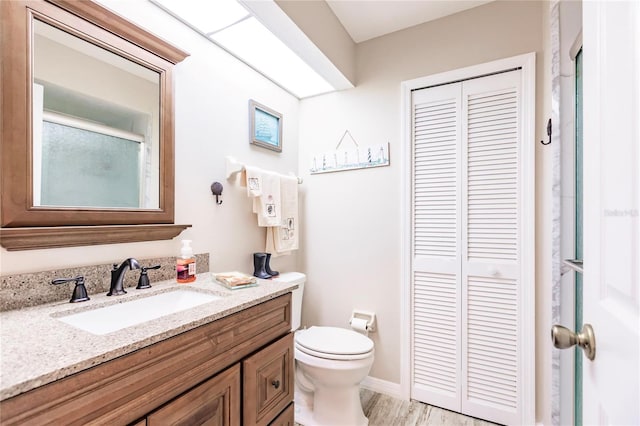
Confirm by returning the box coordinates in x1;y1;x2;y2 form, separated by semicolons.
249;100;282;152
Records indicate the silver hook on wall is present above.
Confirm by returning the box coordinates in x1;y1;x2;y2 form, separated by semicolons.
540;118;552;145
211;182;223;205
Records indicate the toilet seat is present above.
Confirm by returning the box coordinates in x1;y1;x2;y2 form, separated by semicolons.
295;326;374;361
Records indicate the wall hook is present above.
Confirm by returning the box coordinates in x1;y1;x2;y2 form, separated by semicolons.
211;182;223;205
540;118;552;145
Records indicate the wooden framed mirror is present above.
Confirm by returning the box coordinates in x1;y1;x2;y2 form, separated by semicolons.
0;0;190;250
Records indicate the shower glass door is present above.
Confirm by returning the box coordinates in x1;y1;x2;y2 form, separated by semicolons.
574;48;583;426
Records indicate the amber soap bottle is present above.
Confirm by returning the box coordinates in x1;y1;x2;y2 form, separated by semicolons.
176;240;196;283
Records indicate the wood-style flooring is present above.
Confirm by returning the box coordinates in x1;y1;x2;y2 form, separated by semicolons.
296;389;501;426
360;389;501;426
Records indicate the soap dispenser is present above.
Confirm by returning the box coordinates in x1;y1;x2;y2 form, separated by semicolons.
176;240;196;283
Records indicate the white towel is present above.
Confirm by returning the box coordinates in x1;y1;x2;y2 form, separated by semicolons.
253;170;281;227
242;167;281;227
266;175;298;256
241;166;263;197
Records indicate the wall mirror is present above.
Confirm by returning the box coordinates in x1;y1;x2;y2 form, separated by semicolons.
0;0;190;250
33;19;161;210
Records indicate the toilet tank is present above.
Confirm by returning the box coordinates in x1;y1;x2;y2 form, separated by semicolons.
274;272;306;331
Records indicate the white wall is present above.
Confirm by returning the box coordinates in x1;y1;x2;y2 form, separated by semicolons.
0;0;300;276
298;1;551;423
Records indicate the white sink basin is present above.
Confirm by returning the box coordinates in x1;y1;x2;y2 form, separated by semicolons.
57;289;223;335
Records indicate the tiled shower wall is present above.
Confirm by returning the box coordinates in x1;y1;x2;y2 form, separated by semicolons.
0;253;209;311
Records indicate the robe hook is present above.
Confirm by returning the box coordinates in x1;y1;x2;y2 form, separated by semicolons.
540;118;552;145
211;182;223;205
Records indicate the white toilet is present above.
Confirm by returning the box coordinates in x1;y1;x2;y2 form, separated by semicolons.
275;272;375;426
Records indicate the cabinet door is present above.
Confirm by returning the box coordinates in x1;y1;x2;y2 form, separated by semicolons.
243;333;294;426
269;403;294;426
147;364;240;426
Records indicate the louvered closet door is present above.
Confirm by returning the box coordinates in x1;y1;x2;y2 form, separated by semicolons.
411;69;523;426
461;71;521;425
411;83;462;412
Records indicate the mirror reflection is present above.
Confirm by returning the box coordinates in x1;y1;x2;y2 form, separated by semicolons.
32;19;161;209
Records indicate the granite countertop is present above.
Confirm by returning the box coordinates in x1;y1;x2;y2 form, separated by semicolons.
0;272;296;401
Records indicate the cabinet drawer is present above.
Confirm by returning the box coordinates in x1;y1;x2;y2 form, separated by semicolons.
269;403;294;426
147;364;240;426
243;333;294;426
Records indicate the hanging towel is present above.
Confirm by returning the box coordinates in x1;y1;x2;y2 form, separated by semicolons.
241;166;281;227
266;174;298;256
253;170;281;227
241;166;263;197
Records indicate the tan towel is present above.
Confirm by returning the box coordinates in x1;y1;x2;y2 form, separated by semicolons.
266;175;298;256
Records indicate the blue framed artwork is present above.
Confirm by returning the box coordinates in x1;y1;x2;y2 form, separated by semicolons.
249;100;282;152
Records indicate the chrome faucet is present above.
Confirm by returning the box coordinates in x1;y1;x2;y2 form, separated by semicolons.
108;258;140;296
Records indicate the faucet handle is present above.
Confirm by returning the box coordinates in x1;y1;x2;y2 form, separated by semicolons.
142;264;161;272
52;276;90;303
137;265;161;289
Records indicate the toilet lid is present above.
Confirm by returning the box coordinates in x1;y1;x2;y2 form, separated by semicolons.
295;326;374;356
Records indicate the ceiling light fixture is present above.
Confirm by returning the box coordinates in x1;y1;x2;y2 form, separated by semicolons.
151;0;335;98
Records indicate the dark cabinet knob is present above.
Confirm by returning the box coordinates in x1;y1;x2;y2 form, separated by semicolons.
271;379;280;389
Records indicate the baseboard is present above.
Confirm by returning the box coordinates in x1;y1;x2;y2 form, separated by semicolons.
361;376;404;400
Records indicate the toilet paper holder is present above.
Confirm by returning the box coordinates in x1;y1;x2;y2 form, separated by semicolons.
350;310;376;332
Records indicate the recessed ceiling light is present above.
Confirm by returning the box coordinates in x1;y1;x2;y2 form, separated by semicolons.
153;0;249;34
151;0;335;98
211;17;333;98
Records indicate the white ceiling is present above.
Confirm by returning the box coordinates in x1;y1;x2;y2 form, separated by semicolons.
326;0;494;43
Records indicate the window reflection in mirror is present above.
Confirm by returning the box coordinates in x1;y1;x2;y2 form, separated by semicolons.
32;19;160;209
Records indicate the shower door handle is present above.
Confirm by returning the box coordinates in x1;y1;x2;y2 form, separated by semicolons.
551;323;596;361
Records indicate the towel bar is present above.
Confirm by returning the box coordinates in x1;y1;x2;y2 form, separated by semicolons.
225;156;302;184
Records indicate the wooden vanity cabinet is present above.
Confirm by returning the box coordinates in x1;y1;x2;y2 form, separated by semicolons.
0;293;294;426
